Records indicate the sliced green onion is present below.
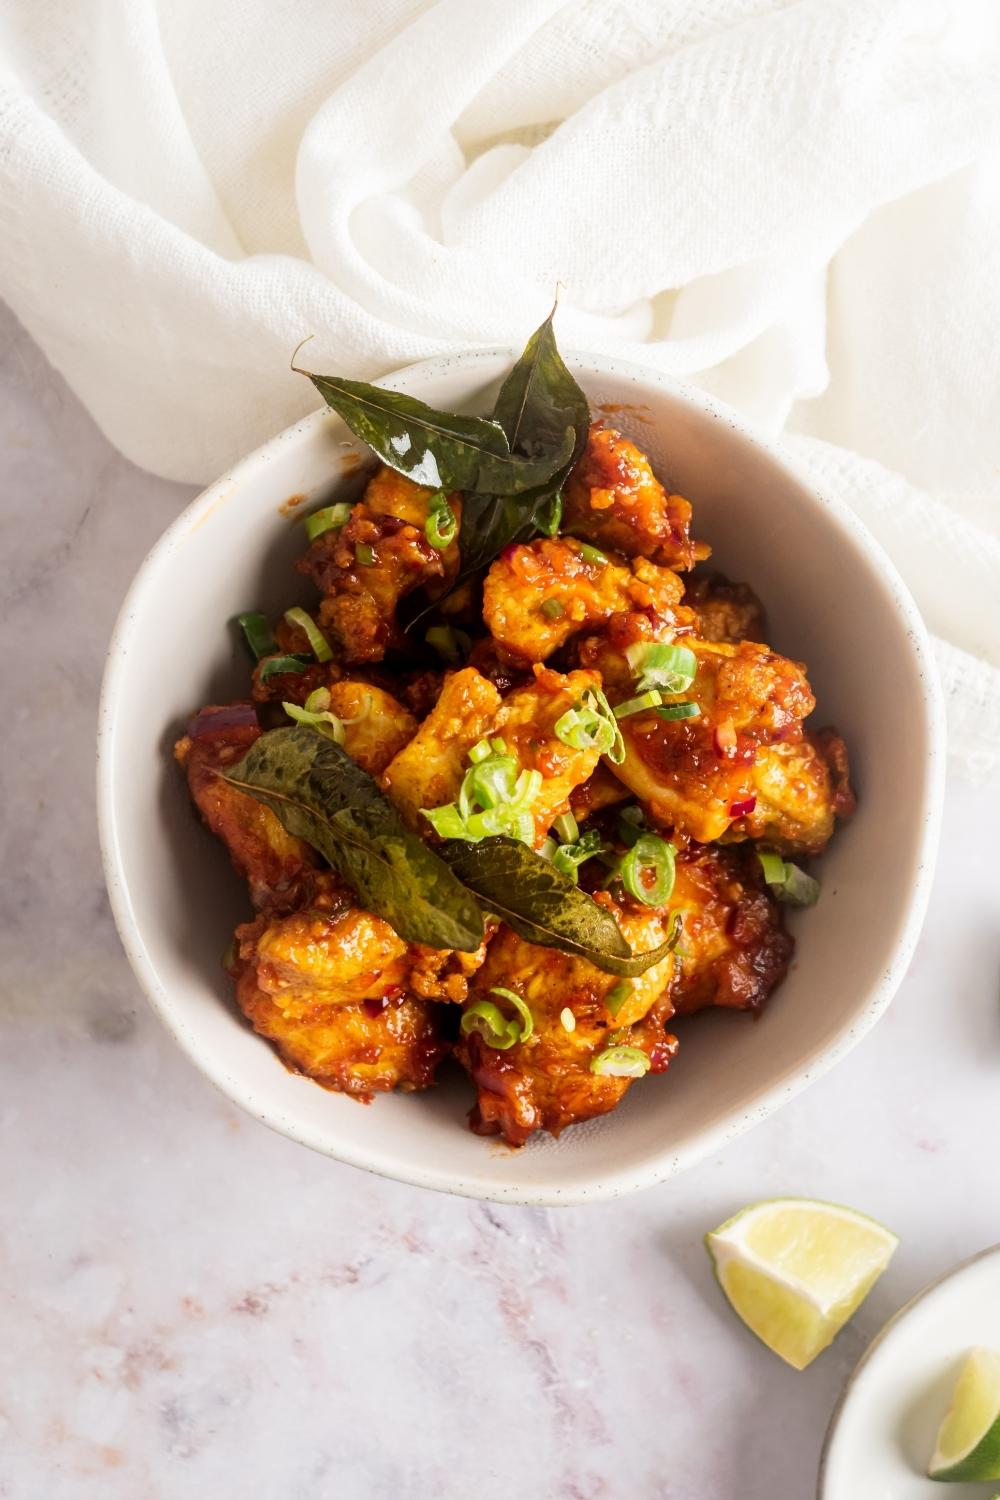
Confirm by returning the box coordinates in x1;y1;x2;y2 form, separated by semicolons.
625;641;698;695
425;625;471;664
605;980;633;1018
283;607;333;663
257;653;312;683
538;837;558;861
578;542;608;566
654;701;700;721
619;833;676;906
421;739;544;846
554;812;579;844
541;597;565;620
590;1045;650;1078
282;698;346;745
614;690;664;720
758;851;821;907
554;688;625;765
304;502;351;542
538;490;563;537
421;803;469;839
355;543;375;567
489;986;534;1044
552;829;607;885
559;1007;576;1033
425;492;457;549
460;1000;518;1050
236;611;276;662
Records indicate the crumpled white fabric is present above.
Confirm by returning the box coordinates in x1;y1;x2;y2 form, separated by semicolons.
1;0;998;779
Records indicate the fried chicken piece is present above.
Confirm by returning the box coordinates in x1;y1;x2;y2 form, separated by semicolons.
174;707;318;912
297;467;461;663
579;617;815;844
684;574;765;644
495;666;604;845
669;844;792;1015
456;895;679;1145
380;666;503;829
726;728;855;856
482;535;686;664
562;424;707;571
235;966;448;1098
324;682;417;776
570;762;632;822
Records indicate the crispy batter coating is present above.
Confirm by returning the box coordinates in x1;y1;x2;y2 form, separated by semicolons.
380;666;503;829
669;844;792;1015
297;468;460;663
727;728;855;856
455;894;679;1145
175;710;317;911
235;965;447;1098
684;573;765;644
325;682;417;775
562;424;707;570
570;762;632;821
580;618;815;843
482;535;685;663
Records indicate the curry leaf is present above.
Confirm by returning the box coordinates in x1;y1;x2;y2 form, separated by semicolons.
299;372;573;496
439;837;677;976
492;301;590;465
222;725;484;952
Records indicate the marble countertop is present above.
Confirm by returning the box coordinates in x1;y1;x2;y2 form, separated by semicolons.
3;298;998;1500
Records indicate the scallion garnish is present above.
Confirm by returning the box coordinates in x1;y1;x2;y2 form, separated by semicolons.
552;828;607;885
618;833;676;907
758;851;821;907
554;687;625;765
460;1000;518;1050
654;701;700;721
425;491;457;549
425;625;471;664
624;641;697;696
578;542;608;566
422;740;543;845
283;607;333;663
554;812;579;844
460;989;533;1050
590;1045;650;1078
236;611;276;661
614;689;666;720
257;653;312;683
304;502;351;542
355;543;375;567
541;597;565;620
605;980;633;1018
489;986;533;1044
282;688;347;745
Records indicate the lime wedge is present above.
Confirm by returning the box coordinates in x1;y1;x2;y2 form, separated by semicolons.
705;1197;898;1370
928;1348;1000;1481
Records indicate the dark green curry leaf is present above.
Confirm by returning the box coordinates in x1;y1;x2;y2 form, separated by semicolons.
492;301;590;465
222;725;484;952
439;837;677;976
299;372;573;497
400;307;591;630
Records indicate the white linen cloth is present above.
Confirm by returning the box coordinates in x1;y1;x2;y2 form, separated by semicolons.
0;0;998;779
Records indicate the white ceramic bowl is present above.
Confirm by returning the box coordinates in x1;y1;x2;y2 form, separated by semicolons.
97;351;944;1205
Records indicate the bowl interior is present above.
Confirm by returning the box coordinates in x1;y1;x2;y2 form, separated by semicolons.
99;353;942;1203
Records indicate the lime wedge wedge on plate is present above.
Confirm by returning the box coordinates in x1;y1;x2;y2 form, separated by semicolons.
928;1346;1000;1481
705;1197;898;1370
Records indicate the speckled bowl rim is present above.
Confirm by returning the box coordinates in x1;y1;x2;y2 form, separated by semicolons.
816;1242;1000;1496
97;348;946;1205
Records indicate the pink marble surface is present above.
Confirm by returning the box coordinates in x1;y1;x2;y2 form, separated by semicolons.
2;300;997;1499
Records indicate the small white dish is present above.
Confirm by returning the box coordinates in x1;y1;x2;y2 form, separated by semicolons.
97;349;945;1204
820;1244;1000;1498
